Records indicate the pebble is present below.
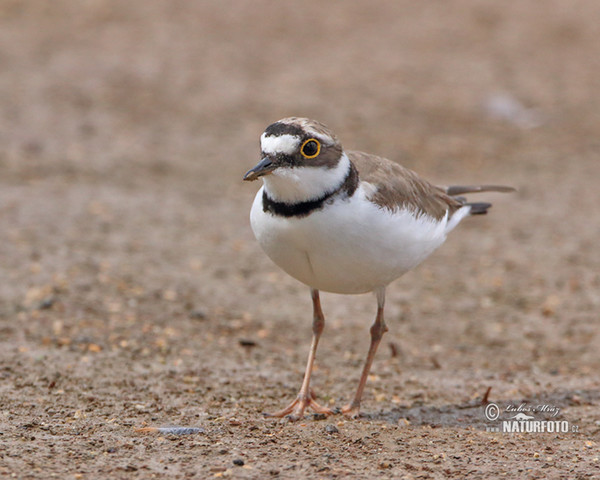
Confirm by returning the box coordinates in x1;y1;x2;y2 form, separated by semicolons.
233;459;245;466
325;424;339;434
189;309;207;320
38;296;56;310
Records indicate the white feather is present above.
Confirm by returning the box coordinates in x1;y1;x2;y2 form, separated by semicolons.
260;133;300;155
250;183;451;294
262;153;351;204
445;205;471;234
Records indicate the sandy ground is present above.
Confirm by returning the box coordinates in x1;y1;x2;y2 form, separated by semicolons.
1;1;599;478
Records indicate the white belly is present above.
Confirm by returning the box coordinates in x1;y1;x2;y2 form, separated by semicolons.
250;185;452;294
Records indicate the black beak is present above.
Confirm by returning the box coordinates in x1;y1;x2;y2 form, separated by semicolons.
243;157;275;181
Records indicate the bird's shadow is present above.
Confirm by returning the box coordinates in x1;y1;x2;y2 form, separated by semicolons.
361;389;600;428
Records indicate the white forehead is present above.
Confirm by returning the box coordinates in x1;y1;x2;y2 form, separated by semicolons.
260;133;301;155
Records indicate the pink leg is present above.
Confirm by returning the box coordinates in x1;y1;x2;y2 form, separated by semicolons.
342;287;388;418
265;289;336;421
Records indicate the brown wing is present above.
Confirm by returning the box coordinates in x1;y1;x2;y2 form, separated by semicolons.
347;151;463;220
444;185;516;195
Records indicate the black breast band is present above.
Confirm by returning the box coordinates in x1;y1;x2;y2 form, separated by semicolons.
262;162;358;218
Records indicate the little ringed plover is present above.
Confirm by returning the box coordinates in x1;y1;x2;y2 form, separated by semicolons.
244;117;514;420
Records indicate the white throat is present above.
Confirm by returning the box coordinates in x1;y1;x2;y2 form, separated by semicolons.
263;152;351;204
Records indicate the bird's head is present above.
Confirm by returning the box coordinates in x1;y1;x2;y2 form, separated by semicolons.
243;117;349;203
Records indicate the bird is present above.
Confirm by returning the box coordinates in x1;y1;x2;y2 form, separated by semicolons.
243;117;514;421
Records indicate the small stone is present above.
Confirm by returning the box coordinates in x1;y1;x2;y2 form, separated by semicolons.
233;459;244;466
325;424;339;434
38;296;56;310
189;309;207;320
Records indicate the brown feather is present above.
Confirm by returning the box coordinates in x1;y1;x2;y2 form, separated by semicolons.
445;185;516;196
348;151;462;220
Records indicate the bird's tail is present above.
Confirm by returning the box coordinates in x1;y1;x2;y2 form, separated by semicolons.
464;201;493;215
446;184;515;215
445;185;516;196
443;184;515;233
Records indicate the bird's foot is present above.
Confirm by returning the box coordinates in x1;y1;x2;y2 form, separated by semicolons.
341;401;362;419
264;390;336;422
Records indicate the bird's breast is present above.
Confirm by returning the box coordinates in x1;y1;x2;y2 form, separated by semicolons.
249;185;449;294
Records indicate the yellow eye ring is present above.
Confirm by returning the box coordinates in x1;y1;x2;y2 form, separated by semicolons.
300;138;321;159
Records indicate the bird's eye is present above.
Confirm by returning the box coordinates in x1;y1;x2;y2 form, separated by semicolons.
300;139;321;159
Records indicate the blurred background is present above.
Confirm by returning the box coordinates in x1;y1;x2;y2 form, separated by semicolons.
1;1;599;477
